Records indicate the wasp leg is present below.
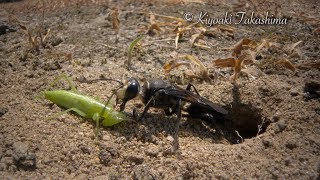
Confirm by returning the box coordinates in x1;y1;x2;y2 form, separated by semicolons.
172;99;182;152
131;108;136;119
138;96;155;121
164;108;175;116
186;83;200;95
119;99;129;111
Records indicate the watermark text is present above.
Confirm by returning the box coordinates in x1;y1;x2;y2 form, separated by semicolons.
183;11;288;26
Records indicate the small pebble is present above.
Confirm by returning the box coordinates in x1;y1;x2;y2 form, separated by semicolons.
290;89;299;96
126;154;144;164
99;150;111;165
1;156;14;166
79;145;91;154
286;139;298;150
166;136;174;143
5;149;13;156
12;141;28;158
0;162;6;171
50;36;63;46
275;120;287;133
100;143;119;157
284;158;290;166
12;141;36;169
145;147;159;157
133;165;153;179
0;107;8;117
271;114;280;122
262;138;273;148
114;136;126;144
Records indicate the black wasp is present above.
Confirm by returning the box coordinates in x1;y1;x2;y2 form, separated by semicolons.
113;78;228;151
115;78;227;121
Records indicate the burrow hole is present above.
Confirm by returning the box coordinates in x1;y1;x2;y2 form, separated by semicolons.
224;103;270;142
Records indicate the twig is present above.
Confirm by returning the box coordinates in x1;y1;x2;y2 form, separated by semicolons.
235;130;243;143
100;43;119;50
256;117;265;136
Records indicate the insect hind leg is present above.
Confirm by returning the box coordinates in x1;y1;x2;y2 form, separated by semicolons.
47;73;78;92
93;113;102;139
47;107;86;120
172;99;182;152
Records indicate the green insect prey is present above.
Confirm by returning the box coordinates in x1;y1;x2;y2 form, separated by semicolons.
41;74;126;128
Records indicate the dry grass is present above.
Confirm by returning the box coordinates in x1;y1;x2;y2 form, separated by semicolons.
1;0;109;15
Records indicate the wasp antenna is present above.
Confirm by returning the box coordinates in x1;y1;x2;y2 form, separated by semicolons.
83;76;124;87
99;74;124;87
106;85;124;105
95;78;126;117
100;78;124;86
95;77;126;107
79;76;125;108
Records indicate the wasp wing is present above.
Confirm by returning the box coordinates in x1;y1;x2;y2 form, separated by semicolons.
164;86;228;115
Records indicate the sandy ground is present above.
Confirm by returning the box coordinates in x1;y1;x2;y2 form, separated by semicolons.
0;0;319;179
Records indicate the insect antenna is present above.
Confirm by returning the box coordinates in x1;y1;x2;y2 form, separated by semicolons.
83;76;124;105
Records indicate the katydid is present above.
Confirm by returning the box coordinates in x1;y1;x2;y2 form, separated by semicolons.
41;74;126;130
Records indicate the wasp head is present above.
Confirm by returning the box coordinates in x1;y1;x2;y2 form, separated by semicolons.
116;77;140;111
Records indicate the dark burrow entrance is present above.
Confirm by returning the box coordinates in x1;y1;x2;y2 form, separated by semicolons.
223;103;270;143
219;85;271;144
